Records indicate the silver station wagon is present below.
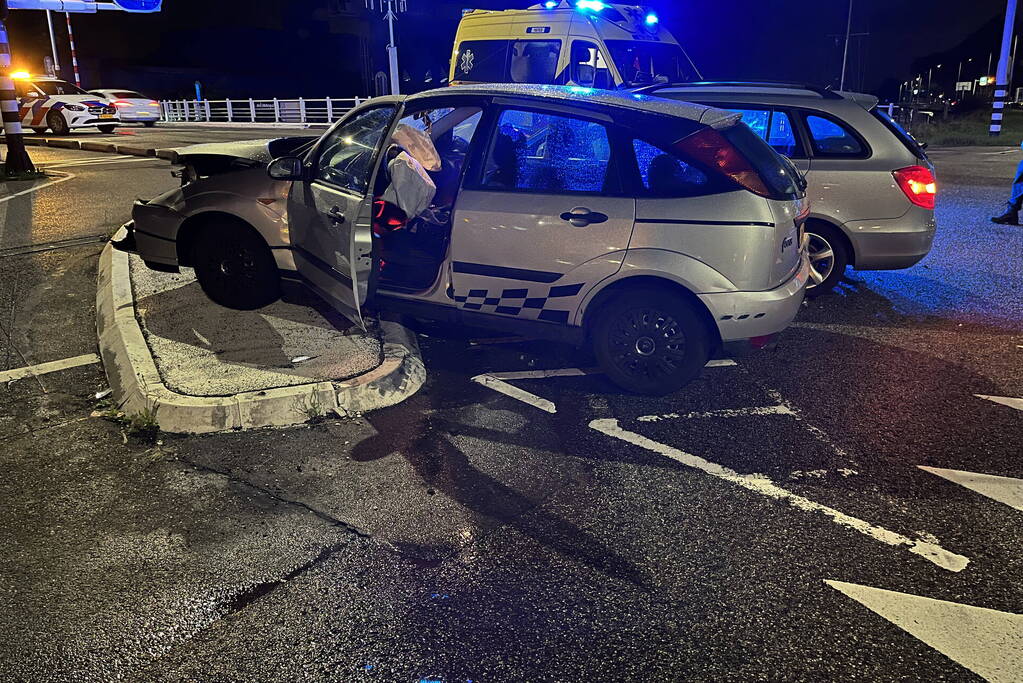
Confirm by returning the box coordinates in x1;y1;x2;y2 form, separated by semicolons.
122;84;810;394
642;82;938;293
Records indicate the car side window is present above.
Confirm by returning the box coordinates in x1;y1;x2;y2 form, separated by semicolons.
632;139;713;197
727;108;802;158
805;114;863;156
482;109;613;194
315;106;397;194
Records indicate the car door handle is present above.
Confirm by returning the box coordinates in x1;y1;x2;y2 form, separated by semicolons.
328;206;346;224
560;207;608;227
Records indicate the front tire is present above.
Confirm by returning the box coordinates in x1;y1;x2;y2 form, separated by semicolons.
46;111;70;136
192;222;280;310
97;124;117;134
592;288;710;395
805;222;849;295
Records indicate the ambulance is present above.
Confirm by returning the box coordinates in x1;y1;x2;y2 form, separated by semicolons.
449;1;700;89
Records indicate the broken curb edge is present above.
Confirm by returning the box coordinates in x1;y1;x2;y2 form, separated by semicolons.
96;237;426;434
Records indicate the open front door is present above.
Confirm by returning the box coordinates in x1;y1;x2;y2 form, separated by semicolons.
288;105;399;327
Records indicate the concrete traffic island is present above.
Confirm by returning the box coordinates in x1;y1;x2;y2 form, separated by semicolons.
96;233;425;434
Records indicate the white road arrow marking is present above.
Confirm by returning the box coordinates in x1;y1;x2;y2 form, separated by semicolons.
826;580;1023;683
976;395;1023;412
590;419;968;572
918;466;1023;512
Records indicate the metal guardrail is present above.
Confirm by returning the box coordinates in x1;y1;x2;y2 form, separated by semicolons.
159;97;366;124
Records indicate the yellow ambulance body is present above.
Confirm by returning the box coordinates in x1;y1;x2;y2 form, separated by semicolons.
449;1;699;89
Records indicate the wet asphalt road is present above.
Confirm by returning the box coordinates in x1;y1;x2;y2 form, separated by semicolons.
0;142;1021;682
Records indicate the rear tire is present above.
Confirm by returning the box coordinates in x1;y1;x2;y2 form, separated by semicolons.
592;288;710;395
46;111;70;136
805;222;849;295
191;221;280;310
97;124;117;134
143;121;156;128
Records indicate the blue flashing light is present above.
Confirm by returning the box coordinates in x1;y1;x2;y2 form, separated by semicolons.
569;86;595;94
544;0;558;7
576;0;607;11
645;12;659;25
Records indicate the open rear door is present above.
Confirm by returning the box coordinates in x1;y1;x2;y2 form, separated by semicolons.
287;105;399;327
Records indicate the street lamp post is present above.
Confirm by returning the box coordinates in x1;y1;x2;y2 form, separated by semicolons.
366;0;407;96
990;0;1018;136
839;0;853;90
44;9;59;75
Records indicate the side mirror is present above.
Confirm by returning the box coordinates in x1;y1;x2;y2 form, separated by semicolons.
267;156;304;181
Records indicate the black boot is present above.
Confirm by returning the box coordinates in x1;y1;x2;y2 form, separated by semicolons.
991;204;1020;225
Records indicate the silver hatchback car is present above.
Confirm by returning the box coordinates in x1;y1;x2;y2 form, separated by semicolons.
122;84;810;394
641;82;937;293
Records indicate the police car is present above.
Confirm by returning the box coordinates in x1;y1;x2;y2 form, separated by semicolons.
12;74;119;135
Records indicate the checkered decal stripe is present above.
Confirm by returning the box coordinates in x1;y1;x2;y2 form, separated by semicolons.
453;283;585;323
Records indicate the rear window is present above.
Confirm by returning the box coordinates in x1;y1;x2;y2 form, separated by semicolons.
721;123;803;200
871;108;928;160
454;39;562;85
111;91;145;99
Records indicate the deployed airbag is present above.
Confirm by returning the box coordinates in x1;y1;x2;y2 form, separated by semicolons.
391;123;442;172
382;151;436;219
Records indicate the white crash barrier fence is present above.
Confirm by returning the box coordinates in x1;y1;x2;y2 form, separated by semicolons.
159;97;366;124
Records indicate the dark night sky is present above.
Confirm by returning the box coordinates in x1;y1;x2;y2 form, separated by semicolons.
5;0;1016;98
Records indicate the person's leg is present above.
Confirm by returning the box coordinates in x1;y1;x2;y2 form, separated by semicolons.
992;159;1023;224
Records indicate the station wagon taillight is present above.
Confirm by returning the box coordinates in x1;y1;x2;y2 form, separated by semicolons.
893;166;937;210
674;127;772;198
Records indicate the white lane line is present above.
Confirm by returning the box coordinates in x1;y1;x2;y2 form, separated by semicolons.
706;359;738;367
638;405;793;422
41;157;154;170
590;418;969;572
918;466;1023;512
0;353;101;383
976;394;1023;412
472;374;556;413
826;580;1023;682
37;155;133;166
0;173;76;204
764;387;850;458
489;368;597;381
474;360;736;413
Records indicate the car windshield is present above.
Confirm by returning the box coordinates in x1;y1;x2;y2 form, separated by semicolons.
604;41;697;85
33;80;88;96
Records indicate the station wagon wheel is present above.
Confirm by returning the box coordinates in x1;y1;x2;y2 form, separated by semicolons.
804;222;849;295
592;288;710;395
192;222;280;310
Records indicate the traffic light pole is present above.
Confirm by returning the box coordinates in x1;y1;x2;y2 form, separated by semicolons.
990;0;1018;136
0;4;36;176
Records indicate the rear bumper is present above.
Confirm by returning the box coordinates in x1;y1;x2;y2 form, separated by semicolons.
699;249;810;344
845;206;936;270
119;113;160;121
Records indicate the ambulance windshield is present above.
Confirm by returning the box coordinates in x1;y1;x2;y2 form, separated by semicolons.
605;41;696;85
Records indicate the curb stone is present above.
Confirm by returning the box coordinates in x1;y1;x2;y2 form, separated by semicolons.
96;232;426;434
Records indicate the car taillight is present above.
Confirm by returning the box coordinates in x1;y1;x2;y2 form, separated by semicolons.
673;127;772;197
112;100;132;107
149;100;159;106
893;165;936;209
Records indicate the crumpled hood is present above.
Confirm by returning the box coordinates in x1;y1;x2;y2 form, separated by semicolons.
175;135;318;165
175;139;278;165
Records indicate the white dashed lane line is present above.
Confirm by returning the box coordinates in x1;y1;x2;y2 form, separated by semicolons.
976;394;1023;412
589;418;969;573
826;580;1023;683
919;466;1023;513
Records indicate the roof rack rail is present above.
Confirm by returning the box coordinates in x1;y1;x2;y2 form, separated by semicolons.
632;81;844;100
